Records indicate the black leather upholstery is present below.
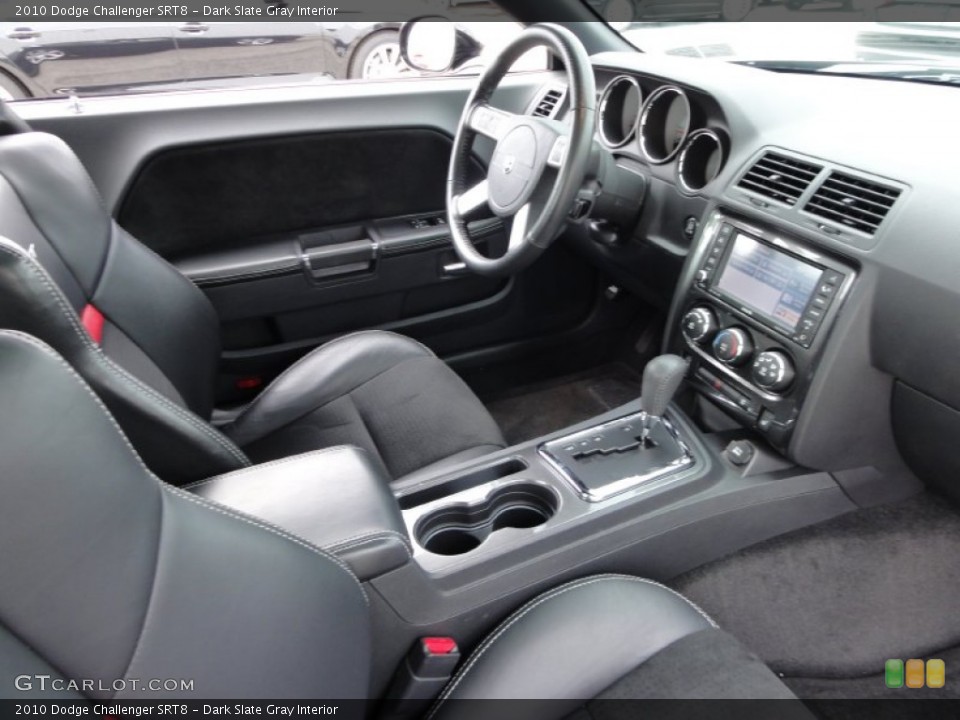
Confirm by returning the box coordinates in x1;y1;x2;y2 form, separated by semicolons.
0;331;805;706
431;576;714;710
0;124;505;485
187;446;412;580
0;331;370;700
428;575;811;718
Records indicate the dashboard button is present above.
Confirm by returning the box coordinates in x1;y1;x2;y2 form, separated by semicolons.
725;440;755;467
822;270;843;286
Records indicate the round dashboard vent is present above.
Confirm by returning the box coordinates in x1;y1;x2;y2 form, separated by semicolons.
677;129;726;193
638;85;691;164
598;75;642;149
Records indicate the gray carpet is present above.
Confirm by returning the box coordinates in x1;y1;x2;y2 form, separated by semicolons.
485;363;642;445
672;492;960;680
784;643;960;700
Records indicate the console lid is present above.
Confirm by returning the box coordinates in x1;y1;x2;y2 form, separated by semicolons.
187;446;411;581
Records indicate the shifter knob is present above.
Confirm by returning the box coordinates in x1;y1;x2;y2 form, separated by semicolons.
640;354;689;419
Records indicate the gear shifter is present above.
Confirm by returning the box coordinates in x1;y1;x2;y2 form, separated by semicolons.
640;354;689;442
540;353;695;502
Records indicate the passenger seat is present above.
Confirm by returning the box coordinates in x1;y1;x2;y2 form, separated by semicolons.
0;330;812;716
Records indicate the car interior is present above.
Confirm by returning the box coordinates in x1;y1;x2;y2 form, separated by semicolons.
1;1;959;716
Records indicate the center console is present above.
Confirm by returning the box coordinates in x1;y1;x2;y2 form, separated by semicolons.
673;210;857;450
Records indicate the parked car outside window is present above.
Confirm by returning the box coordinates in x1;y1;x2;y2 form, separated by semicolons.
0;3;543;101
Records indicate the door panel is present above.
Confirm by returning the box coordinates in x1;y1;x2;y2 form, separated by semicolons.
18;76;602;405
117;128;475;260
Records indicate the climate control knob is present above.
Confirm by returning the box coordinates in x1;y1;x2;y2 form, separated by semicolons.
712;328;754;366
751;350;796;393
681;306;719;344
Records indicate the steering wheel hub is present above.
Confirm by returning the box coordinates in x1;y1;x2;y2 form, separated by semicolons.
489;124;541;214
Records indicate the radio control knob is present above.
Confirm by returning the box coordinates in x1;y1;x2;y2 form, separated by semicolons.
751;350;796;393
712;328;754;366
681;306;719;344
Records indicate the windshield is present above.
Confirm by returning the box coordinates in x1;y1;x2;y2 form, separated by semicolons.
605;10;960;82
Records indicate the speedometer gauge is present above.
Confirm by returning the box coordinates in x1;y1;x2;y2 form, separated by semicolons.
638;85;691;164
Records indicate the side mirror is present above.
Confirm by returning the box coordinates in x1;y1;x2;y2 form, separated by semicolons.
400;18;483;74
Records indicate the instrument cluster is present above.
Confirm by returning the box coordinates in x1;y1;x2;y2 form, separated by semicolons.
596;74;728;194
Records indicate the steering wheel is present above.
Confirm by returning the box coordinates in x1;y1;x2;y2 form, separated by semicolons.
447;24;597;277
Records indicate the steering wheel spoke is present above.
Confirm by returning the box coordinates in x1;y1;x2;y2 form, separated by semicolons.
508;202;532;251
468;104;516;142
455;179;490;216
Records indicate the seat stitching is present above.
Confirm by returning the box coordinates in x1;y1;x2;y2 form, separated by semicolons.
164;484;368;605
181;445;361;490
0;330;367;606
324;530;413;556
427;574;716;714
0;242;251;467
231;330;435;426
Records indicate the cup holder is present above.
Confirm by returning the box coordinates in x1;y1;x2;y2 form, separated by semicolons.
415;482;559;556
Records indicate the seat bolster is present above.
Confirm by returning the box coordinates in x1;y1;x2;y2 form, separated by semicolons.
225;330;438;447
429;575;715;717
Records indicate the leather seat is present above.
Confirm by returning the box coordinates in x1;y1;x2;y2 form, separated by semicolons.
0;120;505;485
0;330;811;713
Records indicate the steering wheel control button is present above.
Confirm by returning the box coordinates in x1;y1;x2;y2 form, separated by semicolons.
682;306;719;344
548;135;569;167
471;106;505;139
713;327;754;366
751;350;796;393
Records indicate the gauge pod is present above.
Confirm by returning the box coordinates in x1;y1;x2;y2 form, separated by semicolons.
677;129;727;193
638;85;691;164
598;75;643;149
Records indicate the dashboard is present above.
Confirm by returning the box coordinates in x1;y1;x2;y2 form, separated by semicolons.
548;51;960;500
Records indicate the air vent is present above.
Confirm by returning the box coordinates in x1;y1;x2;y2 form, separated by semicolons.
737;152;823;206
532;87;565;118
805;172;901;235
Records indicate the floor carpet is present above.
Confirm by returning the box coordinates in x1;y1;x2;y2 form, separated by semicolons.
671;492;960;685
485;362;642;445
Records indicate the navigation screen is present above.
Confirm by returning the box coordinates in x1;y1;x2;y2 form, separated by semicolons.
715;234;822;332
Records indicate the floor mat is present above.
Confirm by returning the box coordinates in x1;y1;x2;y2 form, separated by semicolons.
784;643;960;701
671;492;960;680
485;362;642;445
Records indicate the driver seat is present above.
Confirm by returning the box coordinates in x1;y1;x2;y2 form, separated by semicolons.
0;125;506;486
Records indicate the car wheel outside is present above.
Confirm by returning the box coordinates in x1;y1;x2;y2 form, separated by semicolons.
348;31;410;80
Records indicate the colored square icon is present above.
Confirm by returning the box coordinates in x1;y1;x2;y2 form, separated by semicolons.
906;659;925;688
885;659;904;688
927;659;946;689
